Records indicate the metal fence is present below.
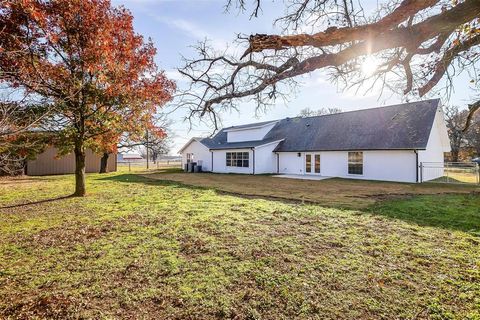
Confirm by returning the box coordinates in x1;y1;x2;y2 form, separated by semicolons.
117;160;182;172
420;162;479;184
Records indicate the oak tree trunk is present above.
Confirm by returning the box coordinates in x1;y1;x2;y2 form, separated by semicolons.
99;152;109;173
73;142;86;197
450;150;460;162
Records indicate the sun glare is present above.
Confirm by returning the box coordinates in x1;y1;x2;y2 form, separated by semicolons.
361;56;379;77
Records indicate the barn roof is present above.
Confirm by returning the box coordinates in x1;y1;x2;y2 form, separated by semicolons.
197;99;440;151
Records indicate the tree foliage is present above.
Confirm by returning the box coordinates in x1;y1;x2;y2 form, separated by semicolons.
179;0;480;130
0;0;175;194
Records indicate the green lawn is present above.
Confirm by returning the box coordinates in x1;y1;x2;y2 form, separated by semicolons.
0;171;479;319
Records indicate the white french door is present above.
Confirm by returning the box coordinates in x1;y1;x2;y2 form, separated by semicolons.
305;153;321;174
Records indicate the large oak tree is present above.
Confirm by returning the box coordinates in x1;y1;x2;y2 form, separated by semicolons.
0;0;175;195
179;0;480;130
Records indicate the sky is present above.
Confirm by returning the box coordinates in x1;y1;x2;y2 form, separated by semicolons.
112;0;476;154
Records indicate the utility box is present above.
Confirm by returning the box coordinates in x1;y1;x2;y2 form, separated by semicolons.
188;162;197;173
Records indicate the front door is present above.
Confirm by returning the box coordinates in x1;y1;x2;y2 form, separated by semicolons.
305;153;321;174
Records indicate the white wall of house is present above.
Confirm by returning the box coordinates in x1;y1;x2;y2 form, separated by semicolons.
354;151;417;182
226;122;277;143
323;150;418;182
180;140;212;171
254;142;281;174
278;150;418;183
418;108;451;181
278;152;304;174
212;149;253;174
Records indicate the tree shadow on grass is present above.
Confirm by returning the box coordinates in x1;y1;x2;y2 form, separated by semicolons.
99;174;480;236
96;173;186;186
97;173;317;206
366;193;480;236
0;195;73;209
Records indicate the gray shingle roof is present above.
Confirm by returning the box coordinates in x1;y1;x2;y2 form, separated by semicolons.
199;99;440;152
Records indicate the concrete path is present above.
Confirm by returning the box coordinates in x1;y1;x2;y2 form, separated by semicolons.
272;174;331;181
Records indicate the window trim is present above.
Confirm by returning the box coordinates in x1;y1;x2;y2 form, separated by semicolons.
348;151;363;175
226;151;250;168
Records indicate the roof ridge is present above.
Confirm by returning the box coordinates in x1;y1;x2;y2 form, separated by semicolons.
219;99;440;129
286;98;440;121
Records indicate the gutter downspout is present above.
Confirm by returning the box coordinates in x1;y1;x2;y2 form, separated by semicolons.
252;148;255;175
414;150;419;183
276;152;279;174
211;151;213;172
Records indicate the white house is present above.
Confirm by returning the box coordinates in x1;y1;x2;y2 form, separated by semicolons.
179;99;451;183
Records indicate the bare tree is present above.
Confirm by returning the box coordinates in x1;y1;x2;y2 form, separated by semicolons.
444;105;469;162
0;99;52;175
138;136;172;163
465;111;480;156
0;15;54;175
178;0;480;131
298;107;342;117
112;115;173;172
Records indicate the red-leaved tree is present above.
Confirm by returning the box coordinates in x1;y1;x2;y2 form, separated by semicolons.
0;0;175;195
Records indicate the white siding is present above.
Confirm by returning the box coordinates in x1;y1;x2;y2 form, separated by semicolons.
320;152;347;177
278;152;304;174
212;149;253;174
254;142;281;174
227;122;277;142
278;150;417;183
180;140;212;171
360;151;417;182
418;108;451;181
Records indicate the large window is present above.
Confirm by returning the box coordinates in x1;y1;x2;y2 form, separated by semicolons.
186;153;193;163
226;152;249;167
348;152;363;175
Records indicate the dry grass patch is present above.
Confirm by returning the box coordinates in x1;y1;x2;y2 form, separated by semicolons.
146;170;479;209
0;172;478;319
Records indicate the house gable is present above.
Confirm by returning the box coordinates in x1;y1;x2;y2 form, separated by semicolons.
225;121;278;143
